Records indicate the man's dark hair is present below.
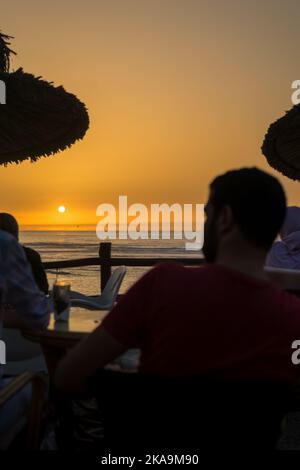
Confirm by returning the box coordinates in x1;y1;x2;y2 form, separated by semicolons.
0;212;19;239
209;167;286;250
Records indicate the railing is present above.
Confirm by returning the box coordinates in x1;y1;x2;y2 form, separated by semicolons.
43;242;204;292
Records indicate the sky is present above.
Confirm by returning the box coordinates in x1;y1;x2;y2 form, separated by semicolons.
1;0;300;227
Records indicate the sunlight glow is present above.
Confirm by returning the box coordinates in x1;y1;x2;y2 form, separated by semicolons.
58;205;66;214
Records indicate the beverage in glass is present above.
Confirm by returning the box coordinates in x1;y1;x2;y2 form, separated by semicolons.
53;280;71;322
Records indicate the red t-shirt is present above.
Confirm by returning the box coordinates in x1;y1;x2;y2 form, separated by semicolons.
102;263;300;381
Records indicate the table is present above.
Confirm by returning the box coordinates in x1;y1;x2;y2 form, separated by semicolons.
22;307;109;377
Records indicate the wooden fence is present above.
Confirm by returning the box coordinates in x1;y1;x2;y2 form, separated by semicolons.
43;242;204;292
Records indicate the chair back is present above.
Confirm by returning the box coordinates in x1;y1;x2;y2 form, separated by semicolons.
265;266;300;291
90;369;296;452
100;266;126;307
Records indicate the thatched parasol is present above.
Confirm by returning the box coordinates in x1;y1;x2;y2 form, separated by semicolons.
261;104;300;181
0;32;89;165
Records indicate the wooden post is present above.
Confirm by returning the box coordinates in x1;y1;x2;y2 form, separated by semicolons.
99;242;112;293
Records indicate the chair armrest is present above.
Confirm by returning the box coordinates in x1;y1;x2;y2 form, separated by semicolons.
0;371;47;407
0;372;48;449
70;298;111;310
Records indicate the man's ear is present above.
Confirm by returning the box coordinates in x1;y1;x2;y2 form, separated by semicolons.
217;205;234;234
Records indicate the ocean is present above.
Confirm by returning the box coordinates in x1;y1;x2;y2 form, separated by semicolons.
19;231;203;295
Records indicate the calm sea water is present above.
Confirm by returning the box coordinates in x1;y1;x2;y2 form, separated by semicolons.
19;231;203;295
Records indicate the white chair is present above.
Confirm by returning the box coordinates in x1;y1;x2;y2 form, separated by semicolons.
70;266;126;310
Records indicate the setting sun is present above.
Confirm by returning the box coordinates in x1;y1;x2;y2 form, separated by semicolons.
58;205;66;214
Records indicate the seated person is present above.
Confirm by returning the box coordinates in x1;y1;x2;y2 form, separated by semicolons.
266;206;300;270
55;167;300;393
0;229;50;434
0;213;48;375
0;213;48;294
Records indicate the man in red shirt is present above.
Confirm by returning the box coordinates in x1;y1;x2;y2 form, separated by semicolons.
55;167;300;392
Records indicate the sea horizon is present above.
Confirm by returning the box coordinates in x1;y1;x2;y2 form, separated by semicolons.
20;224;96;232
18;229;203;295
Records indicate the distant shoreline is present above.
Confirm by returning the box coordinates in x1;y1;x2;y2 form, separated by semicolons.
19;225;202;236
20;225;96;232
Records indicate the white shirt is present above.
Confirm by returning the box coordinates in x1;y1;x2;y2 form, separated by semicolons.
0;230;50;379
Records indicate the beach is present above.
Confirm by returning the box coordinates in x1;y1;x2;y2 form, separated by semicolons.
19;230;203;295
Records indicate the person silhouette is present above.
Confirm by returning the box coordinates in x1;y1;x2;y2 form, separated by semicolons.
0;213;48;293
266;206;300;269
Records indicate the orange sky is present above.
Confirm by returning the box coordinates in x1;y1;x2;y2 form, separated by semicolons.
1;0;300;227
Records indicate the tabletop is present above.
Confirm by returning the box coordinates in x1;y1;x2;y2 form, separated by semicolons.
22;307;110;347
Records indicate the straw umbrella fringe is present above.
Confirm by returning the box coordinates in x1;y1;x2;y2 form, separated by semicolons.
0;32;89;165
261;104;300;181
0;33;16;73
